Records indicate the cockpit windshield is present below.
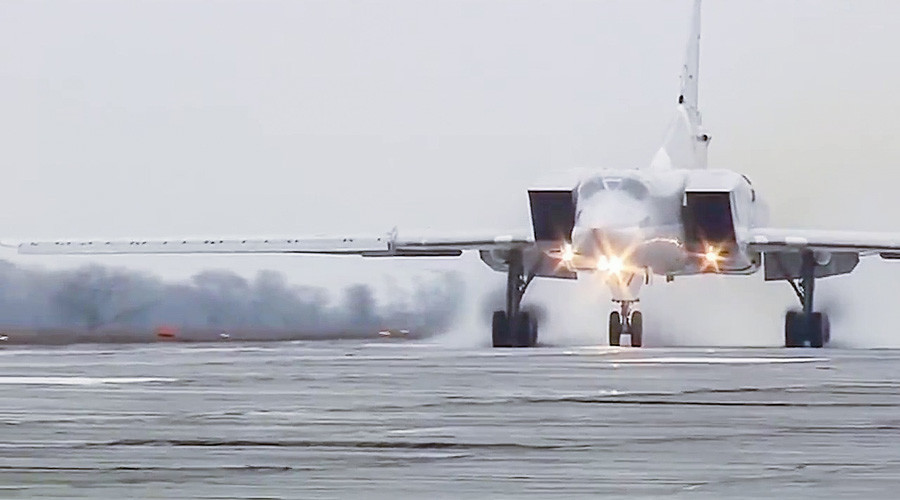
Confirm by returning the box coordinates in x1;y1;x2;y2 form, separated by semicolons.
578;176;649;200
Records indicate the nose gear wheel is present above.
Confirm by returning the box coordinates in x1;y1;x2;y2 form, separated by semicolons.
609;300;642;347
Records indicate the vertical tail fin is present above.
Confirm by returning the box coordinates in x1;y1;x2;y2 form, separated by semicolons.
679;0;701;115
649;0;710;170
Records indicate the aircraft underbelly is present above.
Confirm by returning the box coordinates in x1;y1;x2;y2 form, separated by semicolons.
634;232;686;275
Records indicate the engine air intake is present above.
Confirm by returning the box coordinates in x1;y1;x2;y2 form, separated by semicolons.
529;190;576;242
682;191;737;251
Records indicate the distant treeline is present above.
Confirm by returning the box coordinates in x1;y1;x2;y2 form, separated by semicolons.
0;260;463;335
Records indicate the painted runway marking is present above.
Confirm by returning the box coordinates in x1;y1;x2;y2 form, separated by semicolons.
609;357;827;365
0;377;177;386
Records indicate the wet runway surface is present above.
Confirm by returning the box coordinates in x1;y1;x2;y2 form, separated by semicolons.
1;340;900;498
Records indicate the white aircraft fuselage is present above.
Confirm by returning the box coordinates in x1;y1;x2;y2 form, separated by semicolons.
562;167;768;301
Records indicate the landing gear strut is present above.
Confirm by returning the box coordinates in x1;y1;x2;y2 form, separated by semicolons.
492;250;538;348
609;300;642;347
784;250;830;348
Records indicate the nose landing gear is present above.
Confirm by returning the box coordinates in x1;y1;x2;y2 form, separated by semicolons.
609;300;642;347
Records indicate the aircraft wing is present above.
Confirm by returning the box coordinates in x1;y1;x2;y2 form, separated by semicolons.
749;228;900;256
13;230;533;257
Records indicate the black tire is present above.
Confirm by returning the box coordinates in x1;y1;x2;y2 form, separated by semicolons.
513;311;537;348
785;310;804;347
785;311;829;348
609;311;622;346
492;311;511;348
630;311;643;347
809;312;827;348
528;313;538;347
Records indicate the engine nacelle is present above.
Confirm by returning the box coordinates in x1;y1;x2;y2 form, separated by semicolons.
528;189;576;243
680;170;760;274
682;190;737;254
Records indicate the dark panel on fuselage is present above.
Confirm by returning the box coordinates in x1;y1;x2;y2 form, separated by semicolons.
529;190;576;242
763;252;859;281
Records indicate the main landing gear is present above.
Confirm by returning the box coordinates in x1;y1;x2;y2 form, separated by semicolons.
608;300;642;347
492;250;538;348
784;250;830;348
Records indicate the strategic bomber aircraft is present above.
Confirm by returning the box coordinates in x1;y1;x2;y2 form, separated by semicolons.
17;0;900;348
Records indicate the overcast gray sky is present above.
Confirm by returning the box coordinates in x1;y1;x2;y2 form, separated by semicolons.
1;0;899;344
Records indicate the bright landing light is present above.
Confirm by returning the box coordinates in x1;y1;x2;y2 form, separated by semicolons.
607;256;624;275
561;244;575;264
596;255;624;275
702;245;724;272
